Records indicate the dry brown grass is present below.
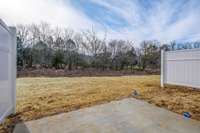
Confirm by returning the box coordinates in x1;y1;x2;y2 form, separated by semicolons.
1;75;200;133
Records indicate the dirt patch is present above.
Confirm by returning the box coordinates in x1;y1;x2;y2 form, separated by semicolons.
0;75;200;133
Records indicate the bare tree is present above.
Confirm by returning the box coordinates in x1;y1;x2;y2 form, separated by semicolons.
17;25;30;46
82;29;104;56
39;22;52;44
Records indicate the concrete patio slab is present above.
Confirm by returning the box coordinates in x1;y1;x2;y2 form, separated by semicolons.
14;98;200;133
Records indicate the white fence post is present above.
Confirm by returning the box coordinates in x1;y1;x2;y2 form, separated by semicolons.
161;50;165;88
9;27;17;113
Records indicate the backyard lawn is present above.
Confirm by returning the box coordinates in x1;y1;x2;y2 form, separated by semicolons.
1;75;200;133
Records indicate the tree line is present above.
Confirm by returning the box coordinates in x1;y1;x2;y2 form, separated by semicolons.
16;22;200;71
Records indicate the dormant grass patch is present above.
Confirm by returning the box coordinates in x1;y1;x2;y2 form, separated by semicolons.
1;75;200;133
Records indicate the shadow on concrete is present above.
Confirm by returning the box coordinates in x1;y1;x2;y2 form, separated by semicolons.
13;122;30;133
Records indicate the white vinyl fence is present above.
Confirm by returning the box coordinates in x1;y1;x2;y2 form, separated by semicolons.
161;49;200;88
0;19;16;123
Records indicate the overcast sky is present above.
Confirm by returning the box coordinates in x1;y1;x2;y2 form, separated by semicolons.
1;0;200;45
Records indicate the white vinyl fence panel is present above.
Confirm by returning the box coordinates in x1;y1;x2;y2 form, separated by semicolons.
0;19;16;123
161;49;200;88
